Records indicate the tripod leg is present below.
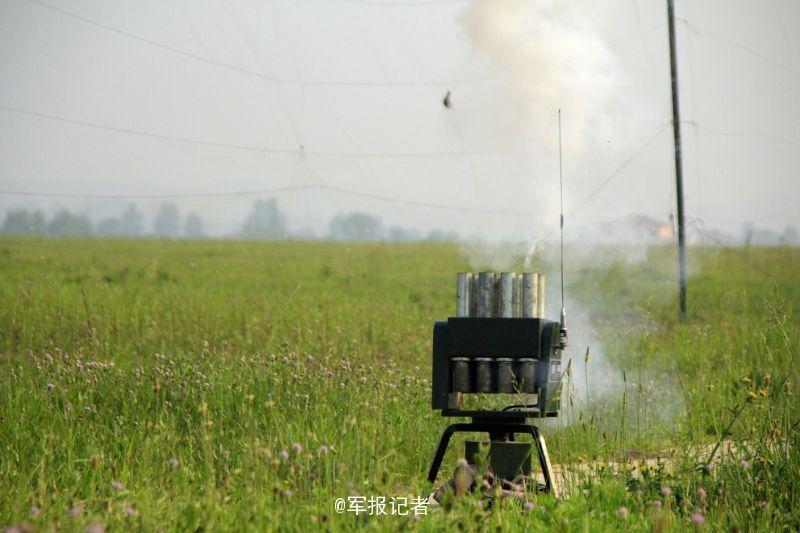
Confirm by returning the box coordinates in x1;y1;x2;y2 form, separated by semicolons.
522;426;555;494
427;424;458;483
532;426;555;494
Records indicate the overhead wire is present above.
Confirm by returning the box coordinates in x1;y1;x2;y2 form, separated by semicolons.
26;0;504;88
9;0;799;236
240;0;308;152
0;183;540;217
569;122;672;214
607;23;666;50
768;0;794;63
683;121;800;150
677;16;800;80
0;103;521;158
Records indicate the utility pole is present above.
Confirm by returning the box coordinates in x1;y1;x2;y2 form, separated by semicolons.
667;0;687;320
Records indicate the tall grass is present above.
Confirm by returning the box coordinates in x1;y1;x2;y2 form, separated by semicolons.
0;238;797;531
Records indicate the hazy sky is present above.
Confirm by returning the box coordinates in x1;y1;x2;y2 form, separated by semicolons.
0;0;798;239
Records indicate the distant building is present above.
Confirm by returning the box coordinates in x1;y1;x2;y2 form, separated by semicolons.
599;214;674;244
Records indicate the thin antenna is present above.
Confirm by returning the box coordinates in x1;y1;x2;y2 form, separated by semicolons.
558;109;567;349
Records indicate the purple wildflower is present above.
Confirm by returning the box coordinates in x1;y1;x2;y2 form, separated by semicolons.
652;500;662;508
29;506;41;516
660;486;672;497
739;460;750;469
617;506;629;518
704;463;713;473
112;480;123;491
124;506;136;516
291;443;303;454
283;490;293;498
326;371;334;379
84;406;92;414
696;487;706;499
523;501;535;511
46;383;55;391
223;450;231;457
168;458;180;468
279;450;289;460
317;445;329;455
691;512;705;525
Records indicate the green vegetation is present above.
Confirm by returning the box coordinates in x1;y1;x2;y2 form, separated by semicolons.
0;239;797;531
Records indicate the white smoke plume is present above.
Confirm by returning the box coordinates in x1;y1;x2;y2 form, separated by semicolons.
456;1;688;428
459;0;624;152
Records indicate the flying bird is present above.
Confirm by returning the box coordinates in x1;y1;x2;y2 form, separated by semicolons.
442;90;451;109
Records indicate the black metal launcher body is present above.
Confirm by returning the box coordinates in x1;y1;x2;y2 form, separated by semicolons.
431;317;564;417
426;272;566;490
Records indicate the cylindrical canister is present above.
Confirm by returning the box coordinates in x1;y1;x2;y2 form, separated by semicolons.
522;273;537;318
456;273;471;318
477;273;496;318
499;273;515;318
537;274;546;318
469;273;479;317
512;273;522;317
516;358;537;393
474;357;494;392
452;357;471;393
497;358;515;393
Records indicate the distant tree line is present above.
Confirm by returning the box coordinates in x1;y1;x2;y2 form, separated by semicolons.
740;222;798;247
0;199;462;242
6;197;800;245
2;208;95;238
1;203;205;239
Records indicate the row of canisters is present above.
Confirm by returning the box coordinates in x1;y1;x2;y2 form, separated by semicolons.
452;357;537;393
456;272;546;318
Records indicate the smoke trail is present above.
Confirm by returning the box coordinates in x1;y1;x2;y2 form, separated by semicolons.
456;1;689;427
459;0;623;152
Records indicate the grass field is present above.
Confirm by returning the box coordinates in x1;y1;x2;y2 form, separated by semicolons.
1;238;798;531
